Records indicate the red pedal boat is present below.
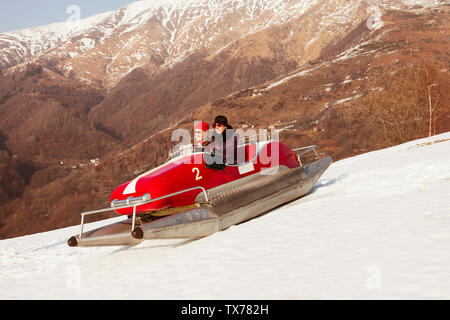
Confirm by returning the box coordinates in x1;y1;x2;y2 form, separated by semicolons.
68;139;332;247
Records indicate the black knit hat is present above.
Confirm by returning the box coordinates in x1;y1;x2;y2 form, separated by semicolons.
214;115;228;127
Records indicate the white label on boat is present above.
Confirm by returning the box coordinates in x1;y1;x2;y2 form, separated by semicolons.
123;177;139;195
123;171;149;195
238;162;255;175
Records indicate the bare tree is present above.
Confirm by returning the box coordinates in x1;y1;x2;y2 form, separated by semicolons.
356;64;442;148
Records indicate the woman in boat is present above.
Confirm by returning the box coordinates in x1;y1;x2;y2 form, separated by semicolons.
206;115;239;165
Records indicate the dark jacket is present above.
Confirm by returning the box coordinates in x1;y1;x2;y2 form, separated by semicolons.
206;125;239;164
193;140;211;153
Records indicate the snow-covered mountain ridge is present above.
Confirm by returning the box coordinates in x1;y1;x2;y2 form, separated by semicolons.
0;0;447;87
0;0;320;86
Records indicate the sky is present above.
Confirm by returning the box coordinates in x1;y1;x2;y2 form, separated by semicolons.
0;0;137;33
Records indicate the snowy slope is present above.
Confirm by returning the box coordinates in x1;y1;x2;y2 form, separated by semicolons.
1;133;449;299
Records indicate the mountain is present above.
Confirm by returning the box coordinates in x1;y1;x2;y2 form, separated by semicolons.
0;0;328;87
1;0;445;88
0;0;449;239
192;4;450;160
1;132;449;299
2;0;382;144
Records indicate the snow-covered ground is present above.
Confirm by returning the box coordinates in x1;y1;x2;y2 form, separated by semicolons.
1;133;449;300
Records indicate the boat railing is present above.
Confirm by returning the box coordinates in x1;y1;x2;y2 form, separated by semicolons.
292;145;321;167
237;130;272;147
78;186;209;239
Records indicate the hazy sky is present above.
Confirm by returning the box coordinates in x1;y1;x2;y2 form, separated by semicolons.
0;0;137;33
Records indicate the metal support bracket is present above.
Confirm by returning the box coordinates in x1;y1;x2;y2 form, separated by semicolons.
292;145;321;167
78;187;208;239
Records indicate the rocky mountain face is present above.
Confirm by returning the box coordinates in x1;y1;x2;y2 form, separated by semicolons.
0;0;448;238
2;0;442;88
193;6;450;159
0;0;321;86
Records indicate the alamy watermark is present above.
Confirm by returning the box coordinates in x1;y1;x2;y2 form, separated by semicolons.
366;264;381;290
66;4;82;28
66;265;81;291
170;124;280;174
67;5;81;22
367;5;384;30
